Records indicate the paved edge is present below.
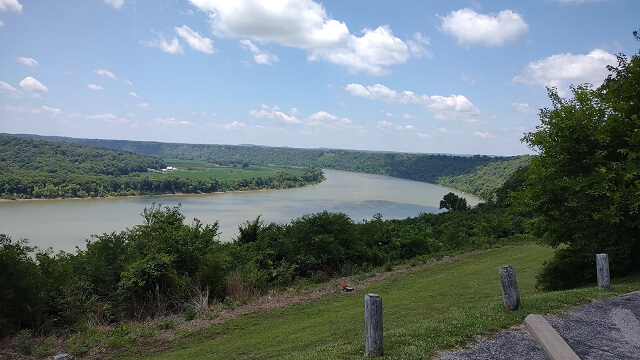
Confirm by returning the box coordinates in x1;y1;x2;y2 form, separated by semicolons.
525;314;581;360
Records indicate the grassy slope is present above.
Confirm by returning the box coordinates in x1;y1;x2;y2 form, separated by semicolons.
145;159;306;181
133;244;640;359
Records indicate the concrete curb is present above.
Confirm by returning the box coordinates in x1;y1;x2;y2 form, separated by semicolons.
525;314;580;360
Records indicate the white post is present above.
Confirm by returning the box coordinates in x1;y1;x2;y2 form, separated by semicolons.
364;293;383;357
596;253;610;290
499;266;520;310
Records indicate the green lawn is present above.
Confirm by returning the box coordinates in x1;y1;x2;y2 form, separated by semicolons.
145;159;306;181
132;244;640;359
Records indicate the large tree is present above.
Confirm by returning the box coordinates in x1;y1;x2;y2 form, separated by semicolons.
515;50;640;290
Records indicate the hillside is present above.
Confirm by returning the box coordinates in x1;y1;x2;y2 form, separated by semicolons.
0;135;323;199
5;133;530;198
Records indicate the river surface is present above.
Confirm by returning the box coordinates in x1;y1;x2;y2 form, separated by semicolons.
0;170;479;252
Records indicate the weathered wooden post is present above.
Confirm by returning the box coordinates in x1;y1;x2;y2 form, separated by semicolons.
499;266;520;310
364;293;383;357
596;253;610;290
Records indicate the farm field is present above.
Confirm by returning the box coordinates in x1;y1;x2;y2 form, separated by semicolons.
144;159;307;181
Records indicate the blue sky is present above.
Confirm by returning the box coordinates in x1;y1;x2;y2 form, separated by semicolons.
0;0;638;155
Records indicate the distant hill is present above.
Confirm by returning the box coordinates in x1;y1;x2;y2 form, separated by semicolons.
4;133;531;199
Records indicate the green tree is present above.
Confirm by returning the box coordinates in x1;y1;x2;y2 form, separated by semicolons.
439;192;469;211
515;50;640;290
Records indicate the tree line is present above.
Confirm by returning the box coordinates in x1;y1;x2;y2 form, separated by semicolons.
0;136;324;199
8;134;530;199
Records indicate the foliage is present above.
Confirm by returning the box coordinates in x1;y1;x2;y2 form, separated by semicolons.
0;135;324;199
7;133;528;197
439;192;469;211
0;185;530;334
515;51;640;290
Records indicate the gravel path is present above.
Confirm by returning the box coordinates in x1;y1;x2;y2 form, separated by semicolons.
437;291;640;360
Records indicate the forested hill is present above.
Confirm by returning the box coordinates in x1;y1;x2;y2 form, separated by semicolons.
6;133;530;199
0;135;165;176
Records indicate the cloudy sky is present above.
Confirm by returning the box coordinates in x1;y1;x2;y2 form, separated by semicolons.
0;0;638;155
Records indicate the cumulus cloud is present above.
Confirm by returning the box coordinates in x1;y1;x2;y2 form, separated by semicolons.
345;83;481;122
417;133;429;139
124;79;133;86
514;49;617;95
240;39;279;65
19;77;48;98
87;83;103;90
439;8;528;47
104;0;123;9
0;0;22;12
143;35;183;54
129;92;138;98
154;117;192;126
175;25;215;53
17;57;38;67
188;0;424;74
95;69;117;80
0;80;17;93
137;102;149;110
308;26;409;75
250;104;302;124
472;131;494;139
223;121;247;129
307;111;352;126
376;120;415;132
407;32;432;59
512;102;537;115
87;113;129;124
41;105;62;115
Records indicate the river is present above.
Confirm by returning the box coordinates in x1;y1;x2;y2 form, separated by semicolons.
0;170;479;252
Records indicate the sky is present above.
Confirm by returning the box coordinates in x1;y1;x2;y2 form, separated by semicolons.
0;0;638;156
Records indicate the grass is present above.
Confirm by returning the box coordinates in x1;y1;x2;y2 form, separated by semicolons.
125;244;640;359
145;159;307;181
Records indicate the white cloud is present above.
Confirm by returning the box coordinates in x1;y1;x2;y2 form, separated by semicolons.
376;120;414;131
87;83;103;90
380;109;395;118
512;102;537;115
0;0;22;12
16;57;38;67
87;113;129;124
154;117;192;126
95;69;117;80
104;0;123;9
129;92;138;98
308;26;409;75
439;8;528;47
407;32;432;59
345;83;481;122
175;25;215;53
188;0;421;75
307;111;352;126
472;131;494;139
417;133;429;139
0;20;4;27
0;80;17;93
19;77;48;98
402;113;417;119
137;102;149;110
143;35;183;54
250;104;302;124
514;49;616;95
124;79;133;86
41;105;62;115
224;121;247;129
460;72;482;85
240;39;279;65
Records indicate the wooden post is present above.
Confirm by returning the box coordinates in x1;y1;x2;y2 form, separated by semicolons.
364;293;383;357
596;253;610;290
499;266;520;310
